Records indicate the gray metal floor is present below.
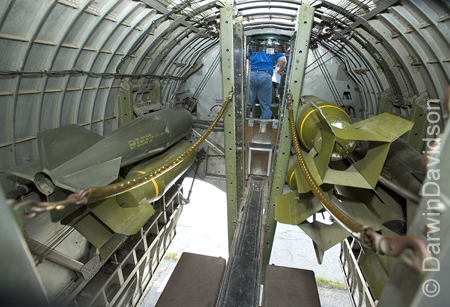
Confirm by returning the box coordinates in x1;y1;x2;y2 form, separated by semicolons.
140;179;352;307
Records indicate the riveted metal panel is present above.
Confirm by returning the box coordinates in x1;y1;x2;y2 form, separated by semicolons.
233;14;246;213
40;92;63;131
60;90;81;126
0;187;50;307
220;0;240;249
0;96;12;145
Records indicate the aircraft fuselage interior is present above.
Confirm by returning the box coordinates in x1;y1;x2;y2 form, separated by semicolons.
1;0;450;306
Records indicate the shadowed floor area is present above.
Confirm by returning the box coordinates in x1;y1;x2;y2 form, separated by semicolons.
140;178;352;307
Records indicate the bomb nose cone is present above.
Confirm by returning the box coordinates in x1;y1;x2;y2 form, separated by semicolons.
296;97;354;160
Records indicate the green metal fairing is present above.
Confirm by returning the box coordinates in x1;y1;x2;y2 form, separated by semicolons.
69;141;195;240
275;186;333;225
290;96;414;193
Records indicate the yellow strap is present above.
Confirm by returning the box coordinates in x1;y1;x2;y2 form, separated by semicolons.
151;179;159;197
130;170;159;197
289;170;296;188
130;170;146;175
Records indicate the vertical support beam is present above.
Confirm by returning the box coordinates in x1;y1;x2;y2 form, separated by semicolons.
220;1;241;249
262;4;315;278
233;14;246;213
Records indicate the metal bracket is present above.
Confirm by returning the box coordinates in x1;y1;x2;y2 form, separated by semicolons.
248;143;274;177
272;120;278;129
259;121;267;133
81;254;102;281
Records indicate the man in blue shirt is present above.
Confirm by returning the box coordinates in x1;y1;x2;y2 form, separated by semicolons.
249;52;286;119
